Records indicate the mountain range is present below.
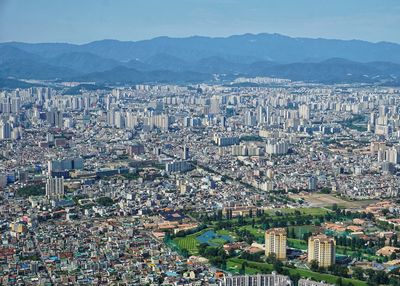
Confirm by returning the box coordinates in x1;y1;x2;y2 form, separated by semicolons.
1;33;400;86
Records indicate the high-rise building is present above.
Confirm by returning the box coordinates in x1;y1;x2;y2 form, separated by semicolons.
127;143;145;156
190;117;202;127
299;104;310;120
256;105;265;124
220;116;227;127
148;100;163;111
114;111;125;129
210;96;220;115
386;145;400;164
1;100;11;114
219;272;292;286
379;105;388;117
47;109;63;128
265;228;287;260
165;161;193;173
183;117;191;127
10;98;21;114
265;106;270;124
214;135;240;147
48;158;84;174
11;127;21;140
308;176;318;191
265;139;289;155
125;112;138;129
107;109;116;127
105;95;115;110
0;121;11;140
232;144;248;156
0;174;7;188
244;111;257;126
370;112;376;127
307;234;336;268
46;176;65;200
30;261;39;274
183;146;189;160
145;114;172;131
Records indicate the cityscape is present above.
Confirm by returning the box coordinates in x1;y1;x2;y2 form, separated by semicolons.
1;1;400;286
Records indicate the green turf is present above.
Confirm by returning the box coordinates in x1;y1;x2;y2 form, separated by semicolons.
227;259;260;274
174;235;199;255
216;229;239;240
227;258;367;286
288;225;319;238
265;207;331;217
173;228;236;255
238;225;265;238
244;267;259;274
287;238;308;250
286;267;367;286
228;258;274;272
209;238;228;245
287;238;378;261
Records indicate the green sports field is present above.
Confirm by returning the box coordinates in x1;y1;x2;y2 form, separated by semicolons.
173;228;237;255
174;233;201;255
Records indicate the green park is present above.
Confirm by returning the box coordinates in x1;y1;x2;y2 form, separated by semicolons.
165;206;400;286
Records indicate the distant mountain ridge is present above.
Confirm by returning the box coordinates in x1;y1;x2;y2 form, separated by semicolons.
3;33;400;63
1;33;400;85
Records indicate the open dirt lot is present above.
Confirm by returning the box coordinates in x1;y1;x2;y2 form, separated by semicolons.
290;193;377;209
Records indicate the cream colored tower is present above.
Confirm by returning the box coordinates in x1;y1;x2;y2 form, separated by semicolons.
265;228;287;260
308;234;336;268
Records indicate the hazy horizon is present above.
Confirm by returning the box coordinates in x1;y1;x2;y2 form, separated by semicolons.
1;0;399;44
1;32;400;46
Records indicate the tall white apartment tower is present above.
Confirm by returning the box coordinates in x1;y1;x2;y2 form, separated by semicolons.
46;176;65;200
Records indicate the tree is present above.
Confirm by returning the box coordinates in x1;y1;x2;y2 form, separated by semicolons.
366;269;389;285
352;267;364;280
303;232;312;242
181;249;189;258
217;209;223;221
225;209;230;220
310;259;319;271
221;260;227;270
96;196;114;207
273;259;283;273
238;215;245;226
290;227;296;239
266;253;277;264
389;276;400;286
290;273;301;286
16;184;46;197
198;243;209;256
329;264;349;278
164;232;171;242
321;187;331;194
240;261;248;274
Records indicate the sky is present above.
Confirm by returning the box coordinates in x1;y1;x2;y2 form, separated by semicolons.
0;0;399;44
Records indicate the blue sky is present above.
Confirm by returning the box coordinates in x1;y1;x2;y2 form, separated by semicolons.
0;0;399;43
